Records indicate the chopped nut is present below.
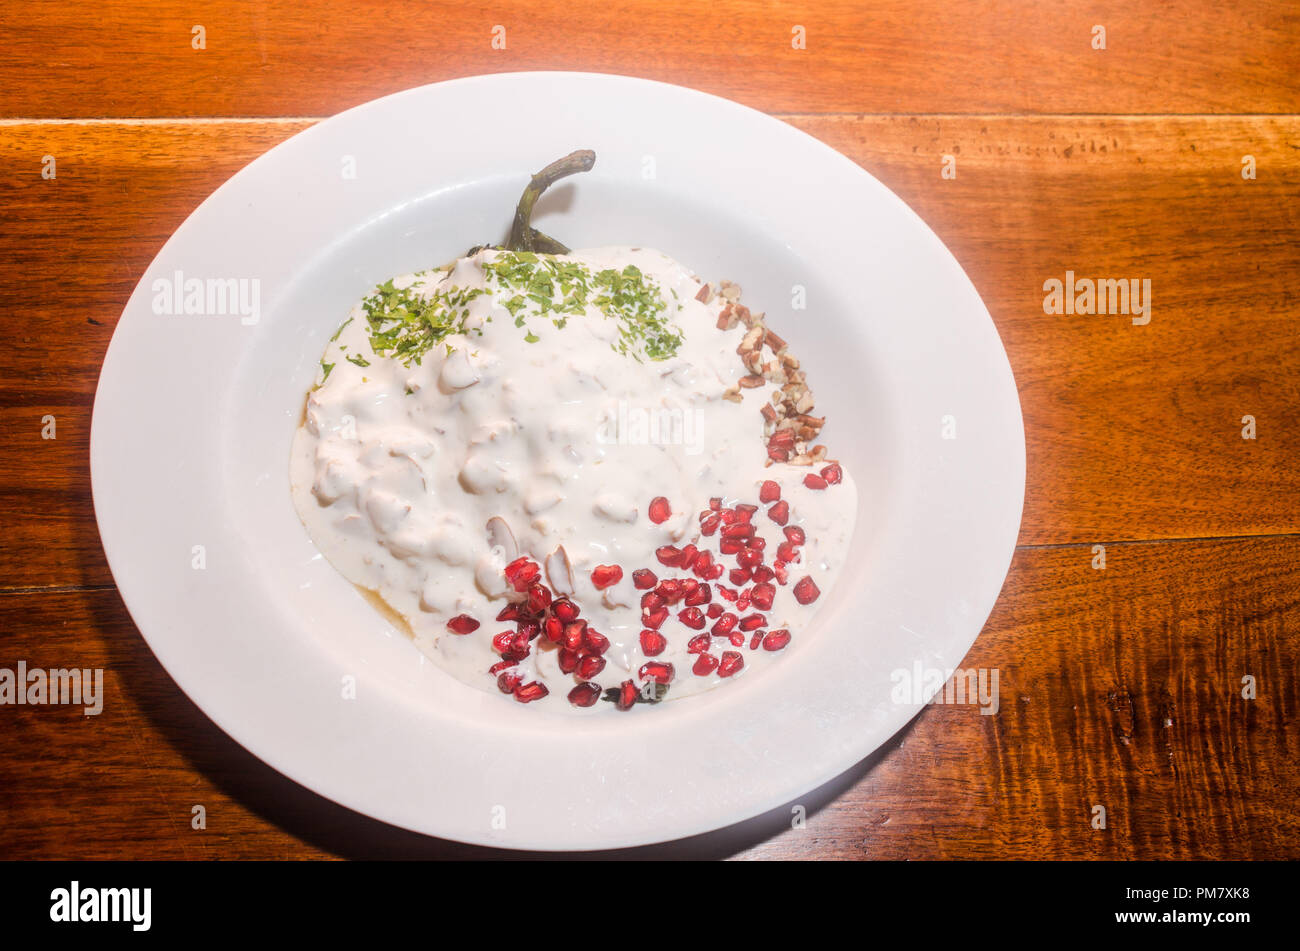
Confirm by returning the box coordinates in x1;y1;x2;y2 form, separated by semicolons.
694;283;714;303
717;280;837;467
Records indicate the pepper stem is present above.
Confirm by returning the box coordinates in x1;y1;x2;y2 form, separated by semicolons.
505;150;597;254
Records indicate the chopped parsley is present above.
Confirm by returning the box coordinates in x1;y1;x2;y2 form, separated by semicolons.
480;251;683;362
356;252;684;368
320;360;334;381
345;352;370;367
361;276;487;367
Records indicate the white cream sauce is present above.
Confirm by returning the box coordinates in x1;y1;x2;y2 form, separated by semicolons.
290;246;857;710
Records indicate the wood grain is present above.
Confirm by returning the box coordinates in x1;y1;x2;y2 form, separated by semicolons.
0;0;1296;862
2;117;1297;588
0;535;1294;859
2;1;1297;118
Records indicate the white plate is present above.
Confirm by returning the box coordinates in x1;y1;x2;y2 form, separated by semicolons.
91;72;1024;851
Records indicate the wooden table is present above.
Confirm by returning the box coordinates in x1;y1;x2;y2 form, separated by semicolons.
1;1;1296;859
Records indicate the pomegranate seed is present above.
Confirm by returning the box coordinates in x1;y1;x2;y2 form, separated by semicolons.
717;585;738;602
568;682;601;707
492;631;514;653
692;551;714;577
751;582;775;611
642;591;664;610
489;659;517;675
687;633;712;653
759;480;781;503
496;604;523;623
638;661;674;684
678;607;706;629
505;557;540;591
552;597;580;622
769;430;795;450
577;654;606;679
734;503;758;521
751;565;775;584
544;615;564;642
706;603;724;619
648;496;672;523
750;631;763;650
632;568;658;589
701;514;721;536
679;544;699;568
640;629;668;656
739;613;766;632
803;474;828;491
719;508;737;525
793;576;821;604
749;535;766;552
510;630;531;654
562;621;587;650
590;564;623;589
498;670;523;693
768;445;790;463
656;545;683;567
583;628;610;655
721;522;753;540
718;651;744;677
446;614;479;635
526;584;551;614
774;563;790;585
643;606;668;629
709;497;722;511
514;681;548;703
729;631;745;646
516;619;540;641
763;629;792;651
784;525;806;546
684;583;712;606
767;500;790;525
736;548;763;569
503;556;531;582
718;537;744;556
693;653;720;676
821;463;843;485
711;613;738;637
558;648;580;674
655;579;684;604
705;563;725;580
616;680;638;711
776;541;799;563
729;567;751;586
501;649;528;663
